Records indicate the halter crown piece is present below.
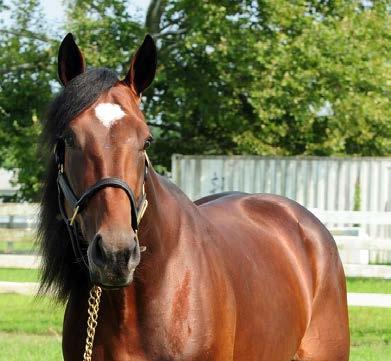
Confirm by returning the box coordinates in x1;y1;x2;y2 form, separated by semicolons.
54;139;149;270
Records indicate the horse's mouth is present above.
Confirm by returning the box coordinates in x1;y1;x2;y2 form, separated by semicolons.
98;283;130;291
89;268;135;289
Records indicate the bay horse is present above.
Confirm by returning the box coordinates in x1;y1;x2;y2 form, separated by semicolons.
38;33;349;361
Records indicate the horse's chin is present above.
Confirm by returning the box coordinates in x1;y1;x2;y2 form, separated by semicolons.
89;268;135;289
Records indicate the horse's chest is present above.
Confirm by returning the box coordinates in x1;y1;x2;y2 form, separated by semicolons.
138;274;214;360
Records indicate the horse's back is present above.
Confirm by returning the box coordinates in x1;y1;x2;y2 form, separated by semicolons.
196;191;338;254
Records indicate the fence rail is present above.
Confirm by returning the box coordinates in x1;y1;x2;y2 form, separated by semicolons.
310;209;391;225
0;203;390;272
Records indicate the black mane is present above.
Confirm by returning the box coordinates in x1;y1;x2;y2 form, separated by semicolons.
38;68;119;301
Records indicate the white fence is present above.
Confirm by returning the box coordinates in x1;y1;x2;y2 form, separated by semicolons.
171;155;391;212
0;203;38;252
310;209;391;265
0;168;18;198
172;155;391;239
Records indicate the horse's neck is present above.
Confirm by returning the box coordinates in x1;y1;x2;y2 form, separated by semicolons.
138;168;198;262
100;169;199;325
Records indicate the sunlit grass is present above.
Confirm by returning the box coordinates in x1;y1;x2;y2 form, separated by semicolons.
0;293;390;360
0;267;40;282
346;277;391;294
0;333;62;361
349;307;391;361
0;294;63;334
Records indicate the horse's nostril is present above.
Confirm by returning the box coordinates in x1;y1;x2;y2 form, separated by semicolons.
92;234;107;266
126;240;138;260
90;232;140;270
123;248;131;263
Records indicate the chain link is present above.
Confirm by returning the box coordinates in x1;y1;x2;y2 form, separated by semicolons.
83;285;102;361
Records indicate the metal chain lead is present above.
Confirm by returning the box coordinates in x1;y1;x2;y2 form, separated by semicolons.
83;285;102;361
81;198;148;360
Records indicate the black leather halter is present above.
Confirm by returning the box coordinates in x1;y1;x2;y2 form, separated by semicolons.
54;140;149;270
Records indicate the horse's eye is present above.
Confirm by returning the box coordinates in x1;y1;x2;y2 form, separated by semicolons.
63;132;75;148
143;137;153;150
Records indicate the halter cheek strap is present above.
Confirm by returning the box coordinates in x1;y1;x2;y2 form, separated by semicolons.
54;141;149;270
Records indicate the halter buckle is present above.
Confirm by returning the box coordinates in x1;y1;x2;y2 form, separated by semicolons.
135;231;147;253
140;245;147;253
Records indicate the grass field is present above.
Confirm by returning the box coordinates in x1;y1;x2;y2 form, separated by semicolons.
0;294;63;361
347;277;391;294
349;307;391;361
0;271;390;360
0;268;40;282
0;293;390;361
1;333;62;361
0;235;36;254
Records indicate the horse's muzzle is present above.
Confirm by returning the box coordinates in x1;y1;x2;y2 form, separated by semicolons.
87;231;141;287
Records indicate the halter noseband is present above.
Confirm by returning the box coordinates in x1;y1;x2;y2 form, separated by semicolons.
54;140;149;270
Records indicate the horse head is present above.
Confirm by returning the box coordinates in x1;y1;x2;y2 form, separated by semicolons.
53;33;156;288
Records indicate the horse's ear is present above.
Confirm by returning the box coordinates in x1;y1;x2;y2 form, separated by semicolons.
124;35;157;96
58;33;86;86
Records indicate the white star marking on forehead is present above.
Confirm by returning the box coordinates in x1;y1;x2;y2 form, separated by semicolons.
95;103;126;128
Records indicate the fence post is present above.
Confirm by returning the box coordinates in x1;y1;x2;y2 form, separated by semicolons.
5;215;15;252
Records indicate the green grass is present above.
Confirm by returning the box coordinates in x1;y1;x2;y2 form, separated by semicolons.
0;294;390;361
0;233;36;254
0;288;390;360
0;294;64;360
346;277;391;294
0;333;62;361
0;294;63;334
349;307;391;361
0;240;37;254
0;267;40;282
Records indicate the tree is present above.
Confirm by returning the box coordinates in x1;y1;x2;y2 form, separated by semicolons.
0;0;390;199
145;0;391;167
64;0;144;73
0;0;55;200
0;0;145;200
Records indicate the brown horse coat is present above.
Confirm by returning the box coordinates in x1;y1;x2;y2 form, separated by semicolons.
63;170;349;361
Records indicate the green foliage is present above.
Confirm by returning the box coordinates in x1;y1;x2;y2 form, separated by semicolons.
65;0;144;72
146;0;391;169
0;0;56;200
0;0;390;199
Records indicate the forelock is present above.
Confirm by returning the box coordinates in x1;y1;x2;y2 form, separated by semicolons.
44;68;119;146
